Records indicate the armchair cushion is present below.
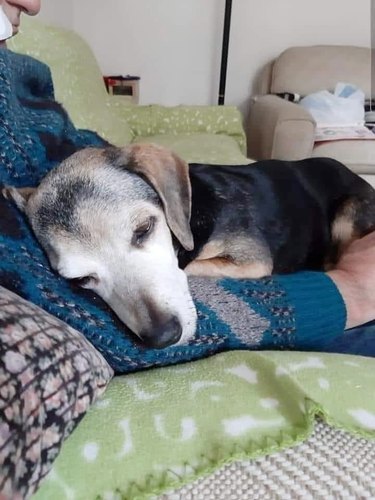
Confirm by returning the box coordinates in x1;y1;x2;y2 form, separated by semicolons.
247;95;315;160
311;140;375;175
270;45;371;99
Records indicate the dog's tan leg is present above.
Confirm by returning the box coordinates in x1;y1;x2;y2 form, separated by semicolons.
325;199;359;270
184;258;272;279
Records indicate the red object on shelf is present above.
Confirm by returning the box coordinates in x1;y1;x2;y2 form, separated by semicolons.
103;75;140;103
103;75;140;90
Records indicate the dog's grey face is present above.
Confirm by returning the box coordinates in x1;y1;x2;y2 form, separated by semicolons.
4;145;197;349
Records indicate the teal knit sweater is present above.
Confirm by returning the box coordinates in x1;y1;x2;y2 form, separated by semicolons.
0;49;347;373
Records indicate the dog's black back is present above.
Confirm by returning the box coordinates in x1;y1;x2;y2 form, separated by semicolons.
178;158;375;273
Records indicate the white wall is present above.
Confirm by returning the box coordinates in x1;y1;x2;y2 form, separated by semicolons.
228;0;371;114
72;0;224;107
37;0;74;29
36;0;371;115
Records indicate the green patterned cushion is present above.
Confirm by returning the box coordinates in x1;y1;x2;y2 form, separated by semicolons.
113;103;247;153
33;350;375;499
134;133;251;164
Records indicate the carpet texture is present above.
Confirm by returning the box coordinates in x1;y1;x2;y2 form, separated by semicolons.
160;420;375;499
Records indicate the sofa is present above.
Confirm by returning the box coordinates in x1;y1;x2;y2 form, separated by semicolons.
2;19;375;500
246;45;375;187
9;17;249;167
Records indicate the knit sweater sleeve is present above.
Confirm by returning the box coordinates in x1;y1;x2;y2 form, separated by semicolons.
189;271;346;352
0;50;106;188
271;271;346;349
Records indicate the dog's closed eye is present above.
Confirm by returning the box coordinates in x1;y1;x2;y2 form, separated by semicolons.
132;216;156;247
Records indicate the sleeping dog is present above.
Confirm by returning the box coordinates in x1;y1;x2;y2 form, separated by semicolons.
4;144;375;348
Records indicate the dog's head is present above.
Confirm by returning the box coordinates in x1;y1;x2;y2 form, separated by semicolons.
3;144;197;348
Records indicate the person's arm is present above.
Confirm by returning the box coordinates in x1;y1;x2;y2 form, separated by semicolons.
272;231;375;349
327;231;375;329
200;231;375;352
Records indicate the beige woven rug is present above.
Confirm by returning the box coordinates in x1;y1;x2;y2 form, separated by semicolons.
159;420;375;499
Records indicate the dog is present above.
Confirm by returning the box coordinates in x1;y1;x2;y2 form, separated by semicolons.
3;144;375;348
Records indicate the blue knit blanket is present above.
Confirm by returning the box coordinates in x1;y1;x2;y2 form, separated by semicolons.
0;49;373;372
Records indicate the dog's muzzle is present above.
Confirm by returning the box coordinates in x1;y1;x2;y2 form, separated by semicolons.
139;315;182;349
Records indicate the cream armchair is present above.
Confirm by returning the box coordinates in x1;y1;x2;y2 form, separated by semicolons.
246;45;374;184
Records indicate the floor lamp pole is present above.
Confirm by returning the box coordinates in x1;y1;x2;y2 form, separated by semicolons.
218;0;233;105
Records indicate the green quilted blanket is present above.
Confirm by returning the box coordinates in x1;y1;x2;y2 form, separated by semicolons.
34;350;375;500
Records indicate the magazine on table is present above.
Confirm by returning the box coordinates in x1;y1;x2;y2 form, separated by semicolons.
315;125;375;142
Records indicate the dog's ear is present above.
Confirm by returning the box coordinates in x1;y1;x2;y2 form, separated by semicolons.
2;186;36;212
122;144;194;251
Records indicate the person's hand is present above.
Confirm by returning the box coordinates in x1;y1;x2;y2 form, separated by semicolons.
327;231;375;329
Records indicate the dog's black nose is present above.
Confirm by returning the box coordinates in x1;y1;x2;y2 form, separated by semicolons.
140;316;182;349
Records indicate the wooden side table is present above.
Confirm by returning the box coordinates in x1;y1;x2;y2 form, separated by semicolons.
103;75;140;104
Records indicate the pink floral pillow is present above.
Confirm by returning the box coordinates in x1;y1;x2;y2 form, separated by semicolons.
0;286;113;499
